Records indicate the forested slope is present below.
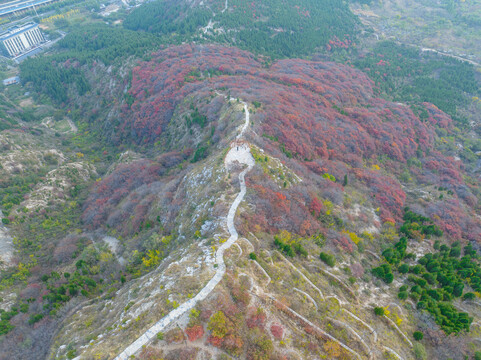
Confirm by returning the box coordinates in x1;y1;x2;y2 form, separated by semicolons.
124;0;359;57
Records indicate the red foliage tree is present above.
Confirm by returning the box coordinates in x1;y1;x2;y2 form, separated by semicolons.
309;197;323;217
185;325;204;342
270;323;284;340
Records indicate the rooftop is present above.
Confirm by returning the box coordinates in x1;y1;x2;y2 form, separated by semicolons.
2;76;20;85
0;0;56;17
0;21;38;40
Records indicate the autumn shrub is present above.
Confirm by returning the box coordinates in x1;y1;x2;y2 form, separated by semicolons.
324;340;342;358
246;327;273;360
246;308;267;329
165;328;183;344
53;235;80;263
222;334;244;357
139;346;164;360
206;302;246;355
270;323;284;340
208;311;229;339
185;325;204;342
350;263;364;278
227;277;251;307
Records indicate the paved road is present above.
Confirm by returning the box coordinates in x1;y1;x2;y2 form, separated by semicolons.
114;101;253;360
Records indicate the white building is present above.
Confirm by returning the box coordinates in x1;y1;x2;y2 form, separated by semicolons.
2;76;20;86
0;22;45;57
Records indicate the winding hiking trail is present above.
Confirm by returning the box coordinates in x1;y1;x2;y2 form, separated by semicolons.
114;99;253;360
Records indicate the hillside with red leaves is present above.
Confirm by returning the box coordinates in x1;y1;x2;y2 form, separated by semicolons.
88;44;480;246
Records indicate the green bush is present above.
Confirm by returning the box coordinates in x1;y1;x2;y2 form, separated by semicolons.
399;263;409;274
371;208;479;335
453;283;464;297
374;307;385;316
249;252;257;261
384;272;394;284
0;308;17;335
372;264;393;284
400;209;442;239
413;331;424;341
416;301;427;310
28;313;44;325
319;252;336;267
274;237;293;257
413;343;427;360
320;252;336;267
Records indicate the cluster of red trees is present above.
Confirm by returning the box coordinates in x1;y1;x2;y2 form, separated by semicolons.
326;35;353;51
82;151;188;236
242;169;323;237
93;43;480;246
83;159;160;229
126;45;259;142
